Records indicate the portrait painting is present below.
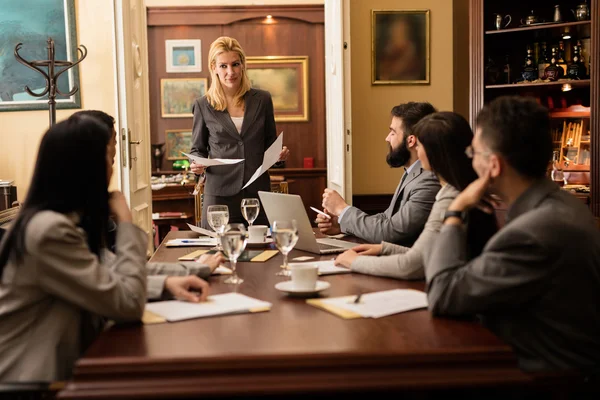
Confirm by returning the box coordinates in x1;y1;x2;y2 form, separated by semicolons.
161;78;207;118
246;56;308;122
0;0;81;111
372;10;430;85
165;129;192;160
165;39;202;73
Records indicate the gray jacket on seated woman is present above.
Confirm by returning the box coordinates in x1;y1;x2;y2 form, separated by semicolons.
335;112;498;278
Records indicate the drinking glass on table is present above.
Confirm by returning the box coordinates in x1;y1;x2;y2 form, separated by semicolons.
221;223;247;285
207;205;229;251
241;198;260;226
272;219;299;277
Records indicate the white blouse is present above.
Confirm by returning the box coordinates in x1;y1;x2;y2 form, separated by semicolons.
230;116;244;134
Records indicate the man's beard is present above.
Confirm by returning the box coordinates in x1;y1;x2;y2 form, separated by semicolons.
386;138;410;168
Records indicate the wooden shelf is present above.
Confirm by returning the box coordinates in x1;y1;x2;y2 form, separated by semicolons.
550;108;591;118
486;79;590;89
485;20;591;35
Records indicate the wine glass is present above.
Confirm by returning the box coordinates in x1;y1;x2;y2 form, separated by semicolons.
207;205;229;251
221;223;247;285
241;198;260;226
272;219;299;277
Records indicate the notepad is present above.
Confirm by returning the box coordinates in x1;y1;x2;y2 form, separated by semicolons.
250;250;279;262
307;289;428;319
288;260;351;275
145;293;272;322
178;249;210;261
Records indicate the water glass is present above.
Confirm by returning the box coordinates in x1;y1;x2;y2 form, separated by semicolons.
207;205;229;250
272;219;299;277
221;223;247;285
241;198;260;226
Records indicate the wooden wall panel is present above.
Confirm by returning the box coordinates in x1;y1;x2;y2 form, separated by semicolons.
147;6;325;172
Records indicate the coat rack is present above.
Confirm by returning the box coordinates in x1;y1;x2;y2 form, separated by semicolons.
14;37;87;127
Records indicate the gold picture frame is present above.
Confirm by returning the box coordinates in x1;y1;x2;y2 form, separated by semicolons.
246;56;309;122
165;129;192;160
372;9;430;85
161;78;207;118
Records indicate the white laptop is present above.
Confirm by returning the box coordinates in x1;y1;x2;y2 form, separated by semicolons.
258;191;356;254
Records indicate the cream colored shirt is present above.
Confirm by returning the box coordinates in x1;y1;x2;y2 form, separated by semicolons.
231;116;243;134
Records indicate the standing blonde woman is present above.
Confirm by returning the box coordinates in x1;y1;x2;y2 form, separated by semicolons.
190;36;289;228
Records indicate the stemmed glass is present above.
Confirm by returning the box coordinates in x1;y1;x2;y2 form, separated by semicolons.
272;219;299;277
221;223;247;285
241;198;260;226
207;205;229;251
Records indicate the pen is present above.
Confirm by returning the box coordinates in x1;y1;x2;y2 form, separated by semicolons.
353;292;363;304
310;206;331;220
180;239;211;243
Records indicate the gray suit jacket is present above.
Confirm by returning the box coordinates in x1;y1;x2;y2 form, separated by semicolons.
426;179;600;372
340;160;440;245
352;184;459;280
191;89;277;196
0;211;147;382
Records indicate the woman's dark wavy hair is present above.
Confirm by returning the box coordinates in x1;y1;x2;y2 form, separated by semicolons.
413;112;498;258
0;114;111;278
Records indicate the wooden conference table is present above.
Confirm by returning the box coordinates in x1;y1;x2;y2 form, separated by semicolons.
59;231;559;399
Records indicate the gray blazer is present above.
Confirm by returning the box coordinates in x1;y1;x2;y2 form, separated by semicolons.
0;211;147;382
340;160;440;245
352;184;459;280
426;179;600;372
191;89;277;197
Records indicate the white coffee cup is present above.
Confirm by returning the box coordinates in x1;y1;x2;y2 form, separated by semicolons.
290;264;318;291
248;225;268;243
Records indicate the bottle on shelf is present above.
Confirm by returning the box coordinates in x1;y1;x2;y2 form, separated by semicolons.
544;47;564;81
485;56;501;85
538;42;550;79
521;45;538;82
567;41;586;80
551;150;566;187
502;54;511;84
557;40;567;75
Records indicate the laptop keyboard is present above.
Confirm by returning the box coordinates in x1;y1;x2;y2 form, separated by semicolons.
318;243;342;250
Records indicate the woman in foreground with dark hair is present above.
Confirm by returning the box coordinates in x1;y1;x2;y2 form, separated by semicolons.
334;112;497;279
0;114;220;383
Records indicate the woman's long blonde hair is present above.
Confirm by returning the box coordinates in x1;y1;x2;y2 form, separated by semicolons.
206;37;252;111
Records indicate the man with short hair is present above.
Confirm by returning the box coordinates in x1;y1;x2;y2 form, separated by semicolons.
316;102;440;245
426;95;600;373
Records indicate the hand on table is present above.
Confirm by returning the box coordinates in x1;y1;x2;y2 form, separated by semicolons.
165;275;210;302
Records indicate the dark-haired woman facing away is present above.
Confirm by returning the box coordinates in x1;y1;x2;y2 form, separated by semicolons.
335;112;497;279
0;115;149;382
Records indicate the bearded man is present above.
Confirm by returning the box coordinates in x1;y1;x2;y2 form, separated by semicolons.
317;102;440;245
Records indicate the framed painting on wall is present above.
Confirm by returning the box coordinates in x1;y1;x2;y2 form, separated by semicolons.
246;56;308;122
0;0;81;112
165;39;202;73
165;129;192;160
372;9;430;85
161;78;207;118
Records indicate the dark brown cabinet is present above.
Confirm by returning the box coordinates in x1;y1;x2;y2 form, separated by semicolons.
469;0;599;216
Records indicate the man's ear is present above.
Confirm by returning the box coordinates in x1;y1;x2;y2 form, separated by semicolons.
406;134;417;149
489;153;502;179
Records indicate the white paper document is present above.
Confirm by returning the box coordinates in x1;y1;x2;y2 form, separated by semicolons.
318;289;428;319
288;260;351;275
182;152;244;167
166;237;218;247
213;265;232;275
145;293;272;322
242;133;283;189
186;223;218;238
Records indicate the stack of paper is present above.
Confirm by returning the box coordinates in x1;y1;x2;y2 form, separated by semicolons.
145;293;271;322
307;289;428;319
288;260;351;275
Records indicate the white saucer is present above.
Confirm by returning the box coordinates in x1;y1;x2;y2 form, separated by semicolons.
246;238;274;248
274;280;330;297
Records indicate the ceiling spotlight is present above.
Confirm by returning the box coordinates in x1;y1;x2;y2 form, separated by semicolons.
561;83;572;92
266;15;273;19
562;33;572;39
